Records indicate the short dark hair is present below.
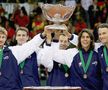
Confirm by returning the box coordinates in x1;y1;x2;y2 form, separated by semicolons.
77;29;94;50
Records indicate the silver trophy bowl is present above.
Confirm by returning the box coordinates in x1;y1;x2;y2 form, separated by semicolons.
39;3;75;30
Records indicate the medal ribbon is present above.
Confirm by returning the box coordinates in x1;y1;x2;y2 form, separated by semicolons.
0;49;3;69
79;50;93;74
62;64;69;73
19;61;25;70
103;46;108;66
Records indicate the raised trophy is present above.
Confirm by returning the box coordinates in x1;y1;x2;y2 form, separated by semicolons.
39;3;75;30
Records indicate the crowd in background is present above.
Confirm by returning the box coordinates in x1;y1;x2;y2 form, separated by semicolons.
0;0;108;85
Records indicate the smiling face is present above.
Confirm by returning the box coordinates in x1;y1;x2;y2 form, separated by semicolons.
16;30;29;45
59;34;69;50
78;29;94;51
98;27;108;45
80;32;91;51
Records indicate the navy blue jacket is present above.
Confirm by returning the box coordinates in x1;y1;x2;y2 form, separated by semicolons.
70;49;103;90
98;46;108;90
47;61;70;86
19;52;40;87
0;47;22;90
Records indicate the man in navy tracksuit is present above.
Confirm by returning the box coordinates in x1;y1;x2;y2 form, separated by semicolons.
46;34;70;86
69;30;103;90
0;26;45;90
15;27;40;87
97;24;108;90
70;49;102;90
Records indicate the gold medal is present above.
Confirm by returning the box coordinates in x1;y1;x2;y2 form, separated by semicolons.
65;73;69;77
20;70;23;74
106;67;108;72
83;74;87;79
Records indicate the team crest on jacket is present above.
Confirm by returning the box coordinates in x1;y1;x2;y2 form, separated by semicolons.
92;61;98;66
